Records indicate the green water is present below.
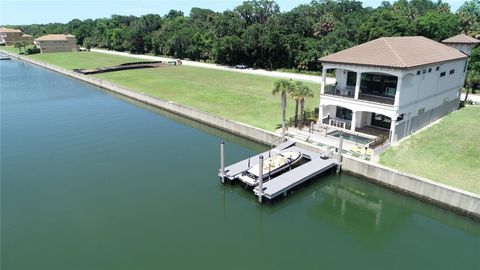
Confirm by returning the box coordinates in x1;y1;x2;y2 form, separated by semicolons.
1;60;479;270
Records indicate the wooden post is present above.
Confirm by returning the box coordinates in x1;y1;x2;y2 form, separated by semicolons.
336;136;343;173
258;155;264;203
220;141;225;183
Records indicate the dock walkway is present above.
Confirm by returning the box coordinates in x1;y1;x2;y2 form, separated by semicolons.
222;140;338;202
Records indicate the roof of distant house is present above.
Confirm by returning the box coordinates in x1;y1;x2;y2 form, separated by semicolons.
442;34;480;45
35;34;75;41
0;27;22;33
319;36;468;69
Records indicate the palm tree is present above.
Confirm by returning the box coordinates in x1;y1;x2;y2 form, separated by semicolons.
290;86;300;127
295;81;314;129
272;79;294;139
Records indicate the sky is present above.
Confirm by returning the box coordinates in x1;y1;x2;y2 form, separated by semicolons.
0;0;468;25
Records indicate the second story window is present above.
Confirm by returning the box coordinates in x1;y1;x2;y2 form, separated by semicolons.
449;69;455;75
436;66;440;71
440;72;446;77
464;61;467;73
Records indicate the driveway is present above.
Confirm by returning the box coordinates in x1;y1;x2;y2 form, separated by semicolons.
91;48;335;84
461;93;480;104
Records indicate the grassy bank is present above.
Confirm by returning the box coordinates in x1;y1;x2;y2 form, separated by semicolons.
380;106;480;194
2;50;319;130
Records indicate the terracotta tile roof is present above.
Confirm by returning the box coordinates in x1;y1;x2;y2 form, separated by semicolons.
35;34;75;41
319;36;468;69
0;27;22;33
442;34;480;44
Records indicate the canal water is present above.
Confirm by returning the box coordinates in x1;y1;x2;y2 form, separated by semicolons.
1;59;479;270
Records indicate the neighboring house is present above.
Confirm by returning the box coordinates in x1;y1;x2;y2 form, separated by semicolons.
0;27;33;45
317;35;480;145
34;34;78;53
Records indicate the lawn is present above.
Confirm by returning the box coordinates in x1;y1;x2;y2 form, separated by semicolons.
2;50;320;130
94;66;320;130
1;45;35;54
380;106;480;194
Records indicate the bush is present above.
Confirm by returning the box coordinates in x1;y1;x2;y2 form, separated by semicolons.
26;47;40;55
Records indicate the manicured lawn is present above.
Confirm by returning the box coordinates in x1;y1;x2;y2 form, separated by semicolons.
380;106;480;194
4;51;320;130
28;51;145;69
1;45;35;54
94;66;320;130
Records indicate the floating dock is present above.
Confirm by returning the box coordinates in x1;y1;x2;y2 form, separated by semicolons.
220;140;338;202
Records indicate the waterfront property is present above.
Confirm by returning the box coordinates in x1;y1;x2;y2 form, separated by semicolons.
317;35;480;146
34;34;78;53
0;27;33;45
2;57;480;270
0;50;319;130
380;106;480;194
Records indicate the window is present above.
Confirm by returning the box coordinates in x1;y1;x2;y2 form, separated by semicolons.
464;60;468;73
397;114;404;121
417;70;421;75
346;72;356;87
418;108;425;115
422;69;426;74
436;66;440;71
336;107;352;121
440;72;446;77
428;68;432;73
449;69;455;75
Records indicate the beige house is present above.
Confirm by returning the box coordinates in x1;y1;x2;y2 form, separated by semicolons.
34;34;78;53
0;27;33;45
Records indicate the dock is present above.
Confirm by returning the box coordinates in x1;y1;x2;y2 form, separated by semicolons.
220;140;338;202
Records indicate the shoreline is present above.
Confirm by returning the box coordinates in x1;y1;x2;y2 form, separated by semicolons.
2;50;479;221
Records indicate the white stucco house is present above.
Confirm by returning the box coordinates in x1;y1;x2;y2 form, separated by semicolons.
317;34;480;146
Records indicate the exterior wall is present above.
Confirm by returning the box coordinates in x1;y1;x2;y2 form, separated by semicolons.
36;37;78;53
0;32;23;45
321;60;466;144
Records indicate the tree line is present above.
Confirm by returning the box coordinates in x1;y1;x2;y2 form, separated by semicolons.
6;0;480;90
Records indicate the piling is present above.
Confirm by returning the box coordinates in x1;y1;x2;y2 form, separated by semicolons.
220;141;225;183
336;135;343;173
258;155;264;203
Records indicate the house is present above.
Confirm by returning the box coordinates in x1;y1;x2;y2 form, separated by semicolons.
34;34;78;53
317;35;480;146
0;27;33;45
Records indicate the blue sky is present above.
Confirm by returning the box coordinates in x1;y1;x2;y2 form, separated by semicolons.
0;0;467;25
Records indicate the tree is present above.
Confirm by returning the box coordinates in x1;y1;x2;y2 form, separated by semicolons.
294;82;314;129
272;79;295;139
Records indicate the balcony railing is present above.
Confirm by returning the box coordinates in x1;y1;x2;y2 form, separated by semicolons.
358;93;395;105
323;85;354;98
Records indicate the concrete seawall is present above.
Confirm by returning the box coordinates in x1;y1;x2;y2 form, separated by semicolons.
3;51;479;220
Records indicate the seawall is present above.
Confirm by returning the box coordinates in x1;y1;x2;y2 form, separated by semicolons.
3;50;479;221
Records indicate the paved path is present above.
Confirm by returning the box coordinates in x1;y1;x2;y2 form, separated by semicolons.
91;48;335;84
461;93;480;104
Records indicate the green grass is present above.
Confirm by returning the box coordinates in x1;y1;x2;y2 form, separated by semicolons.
94;66;319;130
1;45;35;54
28;52;145;69
380;106;480;194
5;51;320;130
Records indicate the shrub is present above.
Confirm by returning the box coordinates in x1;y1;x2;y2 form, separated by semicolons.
26;47;40;55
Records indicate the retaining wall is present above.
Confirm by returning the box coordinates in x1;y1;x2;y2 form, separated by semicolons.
3;50;479;220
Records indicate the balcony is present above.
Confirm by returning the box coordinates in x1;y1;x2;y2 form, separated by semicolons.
358;93;395;105
323;85;354;99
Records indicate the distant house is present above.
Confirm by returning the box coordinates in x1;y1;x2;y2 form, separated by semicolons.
317;35;480;145
34;34;78;53
0;27;33;45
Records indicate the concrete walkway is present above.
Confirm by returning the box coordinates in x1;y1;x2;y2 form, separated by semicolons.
461;93;480;104
91;48;335;84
